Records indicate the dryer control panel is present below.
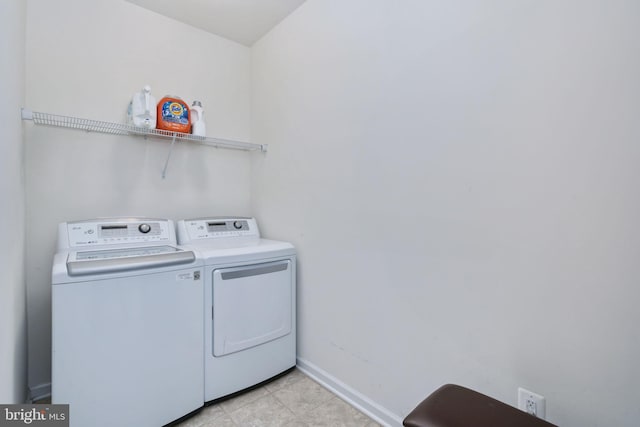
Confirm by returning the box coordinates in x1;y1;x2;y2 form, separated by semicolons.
60;219;174;248
178;217;259;242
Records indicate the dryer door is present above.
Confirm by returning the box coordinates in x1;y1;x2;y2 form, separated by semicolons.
212;260;292;357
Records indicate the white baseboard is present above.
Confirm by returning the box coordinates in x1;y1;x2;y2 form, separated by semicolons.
28;382;51;403
296;358;403;427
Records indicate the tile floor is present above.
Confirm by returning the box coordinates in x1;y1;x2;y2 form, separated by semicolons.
176;369;380;427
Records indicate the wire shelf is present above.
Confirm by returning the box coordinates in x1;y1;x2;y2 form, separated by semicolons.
21;108;266;152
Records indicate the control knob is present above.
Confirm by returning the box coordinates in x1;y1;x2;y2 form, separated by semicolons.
138;223;151;234
233;221;243;230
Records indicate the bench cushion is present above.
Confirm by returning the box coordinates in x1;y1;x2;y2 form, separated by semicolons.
403;384;557;427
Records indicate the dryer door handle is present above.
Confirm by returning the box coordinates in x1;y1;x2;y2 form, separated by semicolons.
220;261;289;280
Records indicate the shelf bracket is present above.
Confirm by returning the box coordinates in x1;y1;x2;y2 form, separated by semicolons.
162;133;178;179
21;108;33;121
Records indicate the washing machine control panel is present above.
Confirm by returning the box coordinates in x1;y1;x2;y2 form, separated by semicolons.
66;219;172;247
182;218;259;241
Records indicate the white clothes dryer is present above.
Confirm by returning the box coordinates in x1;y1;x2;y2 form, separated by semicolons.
177;217;296;403
52;218;204;427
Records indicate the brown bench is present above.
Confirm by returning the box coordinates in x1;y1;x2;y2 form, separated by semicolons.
403;384;558;427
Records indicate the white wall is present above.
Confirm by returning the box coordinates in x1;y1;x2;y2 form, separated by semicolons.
251;1;640;425
0;0;28;404
25;0;252;392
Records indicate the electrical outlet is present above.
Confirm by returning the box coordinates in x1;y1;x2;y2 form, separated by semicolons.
518;387;546;419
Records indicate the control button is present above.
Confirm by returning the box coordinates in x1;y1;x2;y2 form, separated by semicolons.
138;223;151;234
233;221;243;230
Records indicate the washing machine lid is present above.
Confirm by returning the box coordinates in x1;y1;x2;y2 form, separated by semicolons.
65;245;196;276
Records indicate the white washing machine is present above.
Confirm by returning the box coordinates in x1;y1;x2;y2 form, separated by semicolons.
52;218;204;427
177;217;296;402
